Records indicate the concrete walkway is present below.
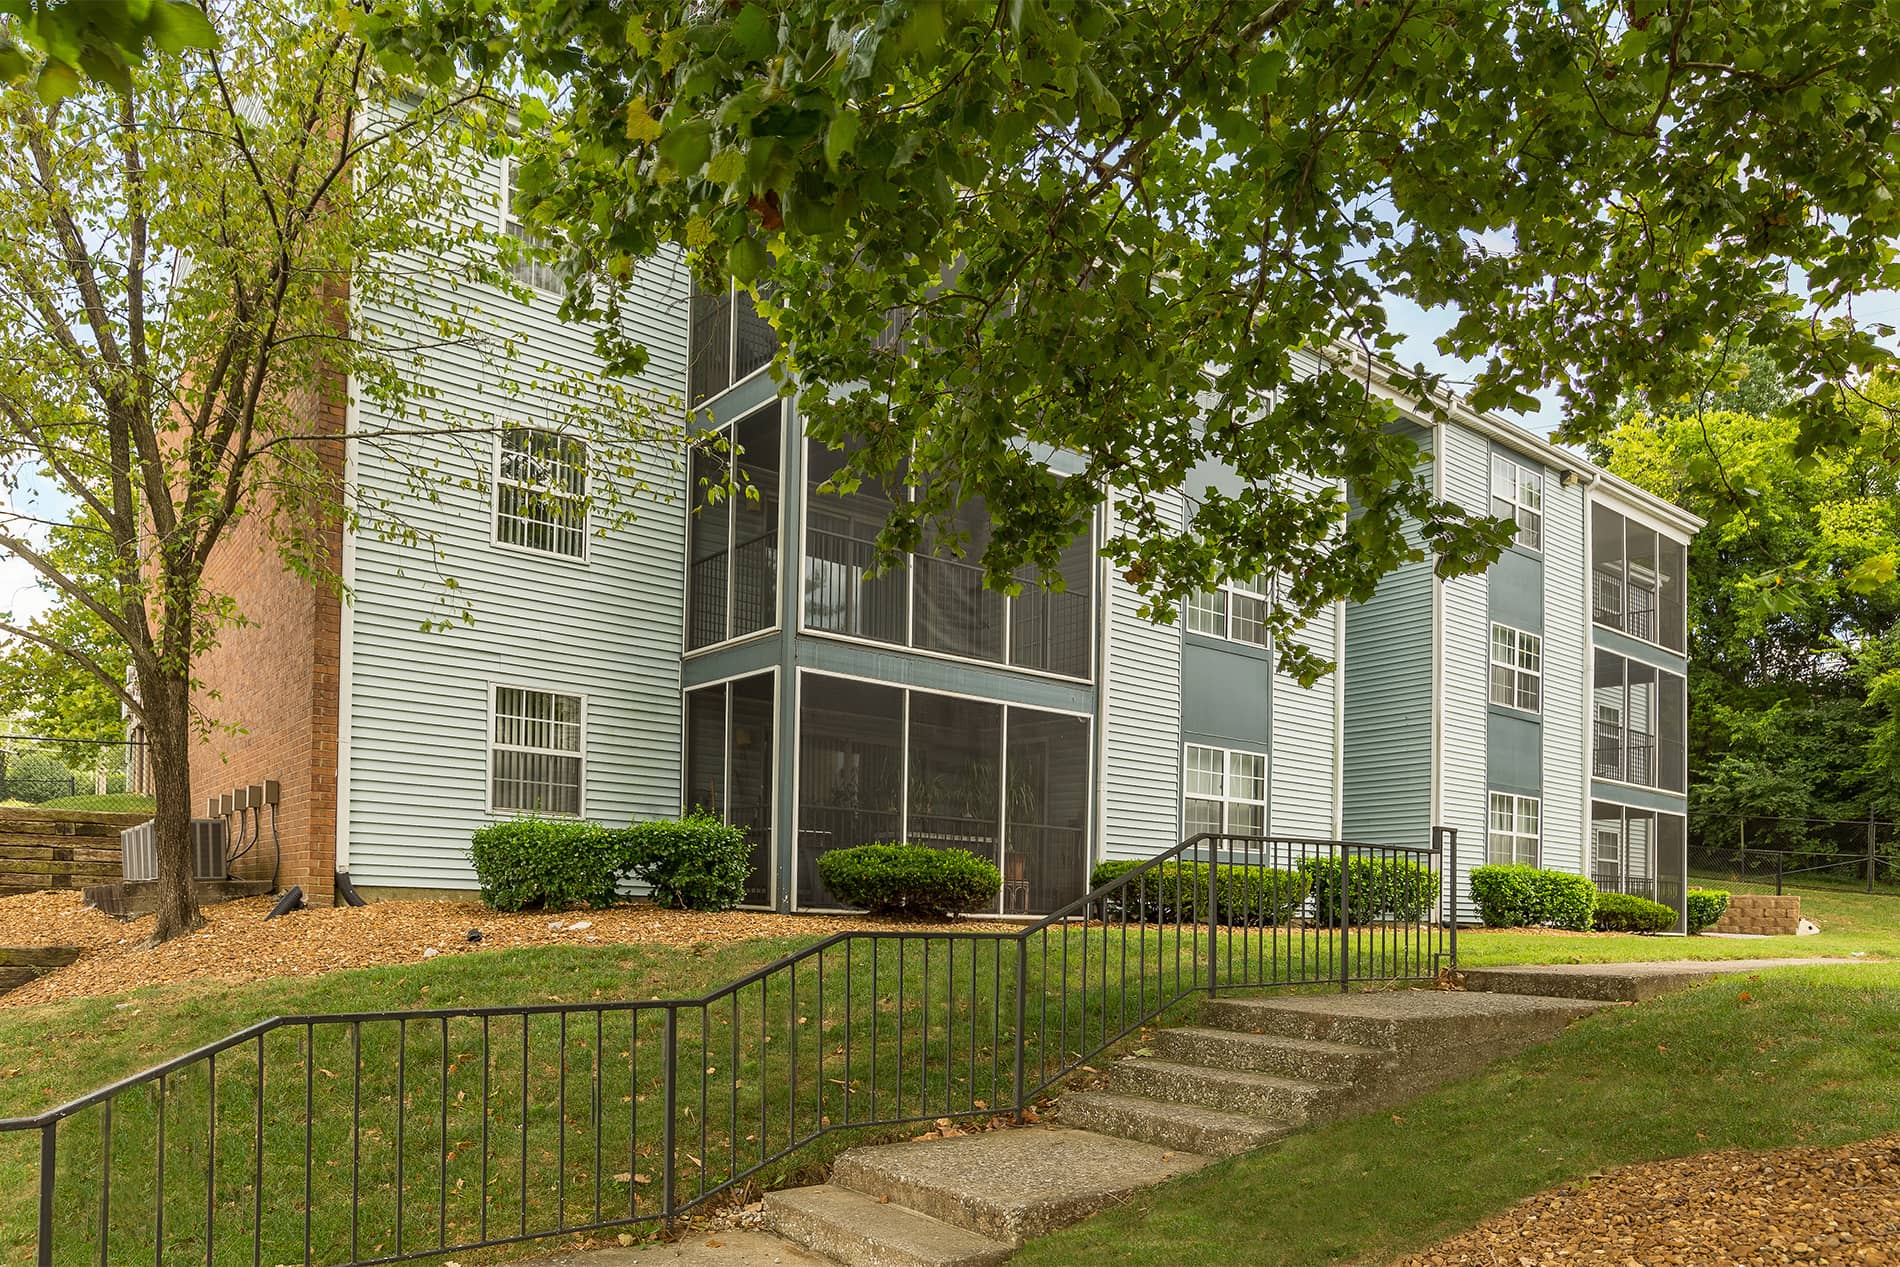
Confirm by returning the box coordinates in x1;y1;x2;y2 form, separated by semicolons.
518;958;1860;1267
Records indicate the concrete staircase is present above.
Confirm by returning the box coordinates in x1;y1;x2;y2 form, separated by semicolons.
758;988;1607;1266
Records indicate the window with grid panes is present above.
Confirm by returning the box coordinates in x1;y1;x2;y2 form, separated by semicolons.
1184;744;1267;837
491;687;584;815
1489;454;1544;550
1488;623;1542;713
1184;576;1270;647
501;159;562;293
496;428;588;558
1488;792;1540;866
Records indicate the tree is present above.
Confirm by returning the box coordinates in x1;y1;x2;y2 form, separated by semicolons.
0;508;131;770
0;1;668;942
1597;388;1900;839
379;0;1900;683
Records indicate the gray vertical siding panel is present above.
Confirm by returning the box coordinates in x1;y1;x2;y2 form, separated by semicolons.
1342;425;1435;848
1540;474;1588;876
1102;495;1185;860
1271;603;1341;837
344;153;690;890
1438;424;1492;886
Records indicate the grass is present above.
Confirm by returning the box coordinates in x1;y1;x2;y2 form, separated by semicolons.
35;792;155;812
0;883;1891;1266
1014;960;1900;1267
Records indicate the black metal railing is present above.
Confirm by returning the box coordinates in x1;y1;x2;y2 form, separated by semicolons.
1;829;1455;1266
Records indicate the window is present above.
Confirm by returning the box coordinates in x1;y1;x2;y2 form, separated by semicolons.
689;278;779;406
1591;504;1688;653
501;158;561;293
1490;453;1544;550
496;428;588;558
1185;576;1271;647
687;405;783;650
1488;792;1539;866
1489;623;1542;713
491;686;583;815
1184;744;1267;838
1593;648;1684;789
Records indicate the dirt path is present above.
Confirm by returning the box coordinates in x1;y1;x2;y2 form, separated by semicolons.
0;890;917;1009
1392;1134;1900;1266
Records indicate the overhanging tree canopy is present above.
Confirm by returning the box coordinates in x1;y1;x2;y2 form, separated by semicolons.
381;0;1900;680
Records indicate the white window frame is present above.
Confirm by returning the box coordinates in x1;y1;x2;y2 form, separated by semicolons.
1184;575;1272;647
500;155;562;293
1183;743;1268;837
494;427;590;561
1488;622;1542;713
488;683;587;817
1487;792;1540;867
1490;453;1544;551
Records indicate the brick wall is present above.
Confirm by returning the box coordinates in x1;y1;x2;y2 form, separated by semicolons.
1710;893;1803;936
188;363;346;905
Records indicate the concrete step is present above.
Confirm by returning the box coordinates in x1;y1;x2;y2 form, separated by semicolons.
1105;1057;1340;1122
828;1126;1208;1245
1457;959;1862;1003
1056;1090;1293;1157
1149;1026;1389;1083
1200;988;1604;1051
764;1183;1014;1267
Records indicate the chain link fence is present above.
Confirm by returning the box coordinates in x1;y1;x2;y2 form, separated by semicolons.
0;734;150;811
1688;811;1898;894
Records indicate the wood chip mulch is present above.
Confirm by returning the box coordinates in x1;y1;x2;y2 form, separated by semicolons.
0;890;924;1011
1392;1135;1900;1266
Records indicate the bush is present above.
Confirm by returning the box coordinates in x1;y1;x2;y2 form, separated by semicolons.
1687;888;1731;935
617;810;751;911
1591;890;1677;933
817;843;1002;917
470;818;625;911
1088;860;1311;925
1468;864;1596;931
1301;856;1442;923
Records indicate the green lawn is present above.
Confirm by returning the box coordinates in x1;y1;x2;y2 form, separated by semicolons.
1016;960;1900;1267
34;792;155;812
0;885;1892;1267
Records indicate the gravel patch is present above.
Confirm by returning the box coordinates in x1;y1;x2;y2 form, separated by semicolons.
1392;1134;1900;1266
0;890;940;1010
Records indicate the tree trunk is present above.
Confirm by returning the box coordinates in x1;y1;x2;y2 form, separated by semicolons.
143;668;203;944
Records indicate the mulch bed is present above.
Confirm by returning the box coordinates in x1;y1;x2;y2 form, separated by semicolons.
0;890;927;1010
1392;1134;1900;1266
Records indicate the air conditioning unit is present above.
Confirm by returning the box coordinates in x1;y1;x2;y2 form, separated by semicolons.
120;819;229;883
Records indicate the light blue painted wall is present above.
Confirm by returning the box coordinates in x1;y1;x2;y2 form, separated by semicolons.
1181;638;1273;750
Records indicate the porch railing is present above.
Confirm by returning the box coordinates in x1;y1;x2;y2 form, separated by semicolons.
1;829;1455;1266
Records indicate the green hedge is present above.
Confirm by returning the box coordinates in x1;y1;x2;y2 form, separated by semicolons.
1468;865;1596;931
470;811;754;912
1301;856;1441;923
470;818;626;911
1687;888;1731;935
1592;890;1677;933
620;810;751;911
1088;860;1311;925
817;843;1002;917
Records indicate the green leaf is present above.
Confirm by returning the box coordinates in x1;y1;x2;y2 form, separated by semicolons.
728;233;768;282
34;60;80;105
824;111;861;169
729;3;775;60
148;0;218;55
657;117;713;176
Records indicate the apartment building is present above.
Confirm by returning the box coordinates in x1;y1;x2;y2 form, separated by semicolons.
186;149;1699;922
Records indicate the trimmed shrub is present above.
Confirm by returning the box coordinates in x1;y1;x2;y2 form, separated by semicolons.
470;818;624;911
1301;856;1442;923
1468;864;1596;931
1088;860;1311;925
1687;888;1731;935
618;810;751;911
1592;890;1677;934
817;843;1002;917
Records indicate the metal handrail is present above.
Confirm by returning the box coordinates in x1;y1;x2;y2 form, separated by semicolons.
2;828;1457;1266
